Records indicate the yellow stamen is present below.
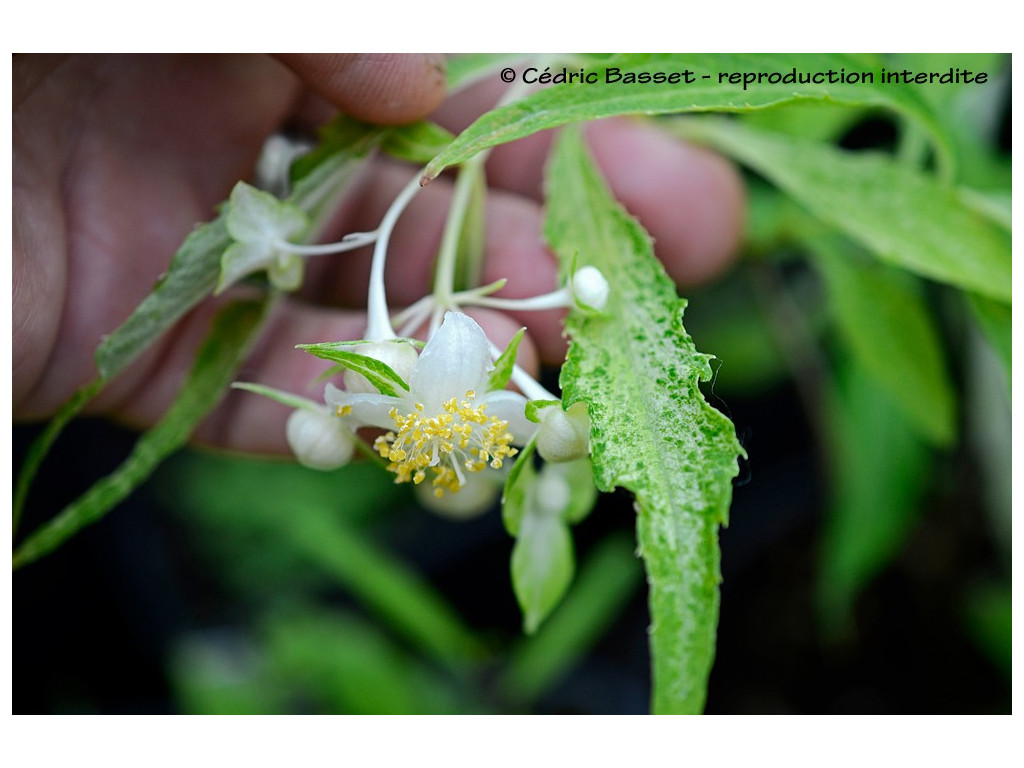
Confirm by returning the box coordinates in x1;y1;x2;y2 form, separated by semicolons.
377;391;517;496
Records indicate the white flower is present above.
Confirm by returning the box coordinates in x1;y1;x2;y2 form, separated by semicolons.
217;181;310;293
327;312;535;497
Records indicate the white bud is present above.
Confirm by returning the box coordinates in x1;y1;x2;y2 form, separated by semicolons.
343;340;419;394
534;466;572;517
536;401;591;463
286;408;355;470
570;266;609;312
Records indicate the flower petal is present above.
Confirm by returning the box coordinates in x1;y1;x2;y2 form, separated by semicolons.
217;240;273;293
227;181;308;243
483;390;536;445
411;312;492;411
324;383;398;428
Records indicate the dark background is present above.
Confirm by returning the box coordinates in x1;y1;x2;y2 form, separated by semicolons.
13;369;1010;714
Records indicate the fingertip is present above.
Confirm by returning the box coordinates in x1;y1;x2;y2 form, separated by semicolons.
276;53;447;125
586;119;745;286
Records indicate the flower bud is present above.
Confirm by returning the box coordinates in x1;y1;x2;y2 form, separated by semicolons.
534;465;572;517
570;266;609;312
343;340;419;394
536;401;591;463
286;408;355;470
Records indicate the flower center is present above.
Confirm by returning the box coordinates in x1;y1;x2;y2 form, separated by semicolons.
374;390;518;497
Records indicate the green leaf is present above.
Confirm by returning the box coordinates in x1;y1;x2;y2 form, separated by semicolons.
424;53;952;181
524;399;560;423
446;53;528;91
504;458;597;634
230;382;321;413
558;458;599;525
677;119;1011;302
263;607;470;714
817;360;931;635
966;293;1011;391
163;451;484;669
512;506;575;635
297;344;410;397
13;298;269;569
961;581;1012;678
94;213;232;379
13;377;104;534
488;327;526;391
544;128;744;714
499;533;643;708
501;438;536;536
289;113;384;183
809;236;957;447
380;121;455;164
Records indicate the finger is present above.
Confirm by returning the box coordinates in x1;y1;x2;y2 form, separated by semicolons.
433;80;744;284
275;53;447;125
585;119;745;285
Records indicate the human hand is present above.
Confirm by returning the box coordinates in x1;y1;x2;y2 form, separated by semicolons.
13;53;744;456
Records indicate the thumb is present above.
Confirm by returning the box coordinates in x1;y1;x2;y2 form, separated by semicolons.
274;53;447;125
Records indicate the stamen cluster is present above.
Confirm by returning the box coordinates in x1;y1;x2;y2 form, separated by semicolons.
374;391;518;497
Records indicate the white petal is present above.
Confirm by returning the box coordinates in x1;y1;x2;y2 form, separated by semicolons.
324;383;399;429
483;390;536;445
411;312;492;411
268;253;303;291
217;241;273;293
227;181;308;243
415;471;502;520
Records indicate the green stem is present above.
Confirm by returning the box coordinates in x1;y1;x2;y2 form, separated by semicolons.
14;377;104;537
432;155;487;305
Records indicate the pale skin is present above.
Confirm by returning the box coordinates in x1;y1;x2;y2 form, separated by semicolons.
13;53;745;456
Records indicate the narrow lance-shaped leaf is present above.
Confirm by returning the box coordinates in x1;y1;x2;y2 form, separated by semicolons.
676;118;1011;303
489;327;525;391
446;53;529;92
379;121;455;164
425;53;953;181
499;533;643;708
296;344;410;397
545;128;744;714
164;452;485;670
807;235;957;447
966;293;1011;393
817;359;931;635
94;213;232;379
14;298;269;569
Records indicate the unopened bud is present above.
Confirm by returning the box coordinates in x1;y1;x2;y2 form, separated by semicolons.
286;408;355;470
570;266;609;312
536;401;591;463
